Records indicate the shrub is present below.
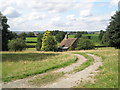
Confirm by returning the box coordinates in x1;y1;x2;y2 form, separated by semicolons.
75;38;95;50
8;38;26;51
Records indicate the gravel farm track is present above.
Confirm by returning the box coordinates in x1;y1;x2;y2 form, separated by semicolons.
2;53;102;88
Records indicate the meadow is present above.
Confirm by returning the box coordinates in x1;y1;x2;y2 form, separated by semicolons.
73;47;118;88
2;52;77;82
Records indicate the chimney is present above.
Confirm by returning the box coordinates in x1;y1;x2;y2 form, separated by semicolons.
64;34;68;39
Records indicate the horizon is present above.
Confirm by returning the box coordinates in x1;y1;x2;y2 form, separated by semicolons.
0;0;119;31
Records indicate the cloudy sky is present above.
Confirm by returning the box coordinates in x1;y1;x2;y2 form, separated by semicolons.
0;0;119;31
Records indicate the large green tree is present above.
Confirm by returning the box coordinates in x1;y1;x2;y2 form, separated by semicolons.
55;31;66;43
105;11;120;48
41;30;57;51
0;12;11;51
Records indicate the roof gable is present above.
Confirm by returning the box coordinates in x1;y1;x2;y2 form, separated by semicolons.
60;38;77;48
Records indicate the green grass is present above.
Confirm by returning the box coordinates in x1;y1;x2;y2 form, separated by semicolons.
74;47;118;88
68;35;75;38
2;52;77;82
26;37;37;41
26;43;37;46
73;53;94;72
29;72;64;86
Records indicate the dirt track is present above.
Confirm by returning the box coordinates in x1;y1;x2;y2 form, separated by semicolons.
2;53;102;88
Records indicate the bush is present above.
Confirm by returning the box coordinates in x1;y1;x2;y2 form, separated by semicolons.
8;38;26;51
75;38;95;50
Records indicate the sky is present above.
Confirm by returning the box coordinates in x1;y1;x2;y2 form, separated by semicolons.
0;0;119;31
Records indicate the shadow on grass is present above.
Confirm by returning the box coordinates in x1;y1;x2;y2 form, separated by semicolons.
2;53;59;62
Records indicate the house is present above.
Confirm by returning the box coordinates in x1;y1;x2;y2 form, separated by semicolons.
59;34;78;51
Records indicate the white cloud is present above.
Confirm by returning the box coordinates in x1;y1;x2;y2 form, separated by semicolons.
3;7;21;18
109;0;119;7
80;9;92;17
0;0;116;31
66;15;76;21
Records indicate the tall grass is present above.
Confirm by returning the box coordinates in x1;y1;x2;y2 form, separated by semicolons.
2;52;77;82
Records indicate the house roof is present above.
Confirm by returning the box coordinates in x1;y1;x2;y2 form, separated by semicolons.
60;38;77;48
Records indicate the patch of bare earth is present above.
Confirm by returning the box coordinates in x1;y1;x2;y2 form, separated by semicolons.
2;54;102;88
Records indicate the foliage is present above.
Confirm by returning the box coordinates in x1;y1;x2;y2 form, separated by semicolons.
8;38;26;51
55;31;66;42
9;32;17;40
27;32;35;37
0;12;11;51
41;30;57;51
36;33;42;51
104;11;120;49
51;30;60;36
18;32;27;40
99;30;105;40
75;38;95;50
74;32;82;38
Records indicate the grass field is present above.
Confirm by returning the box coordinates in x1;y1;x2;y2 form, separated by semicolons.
2;52;77;82
26;43;37;46
73;47;118;88
25;37;37;49
68;35;75;38
26;37;37;41
73;53;94;72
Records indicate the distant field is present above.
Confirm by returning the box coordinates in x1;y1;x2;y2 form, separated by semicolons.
26;37;37;41
26;43;37;46
68;35;75;38
2;52;77;82
26;37;37;49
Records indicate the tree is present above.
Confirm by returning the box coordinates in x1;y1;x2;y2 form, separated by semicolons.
9;31;17;40
74;32;82;38
36;33;42;51
41;30;57;51
27;32;35;37
105;11;120;49
99;30;105;40
8;38;26;51
0;12;11;51
75;38;95;50
55;31;66;42
18;32;27;40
